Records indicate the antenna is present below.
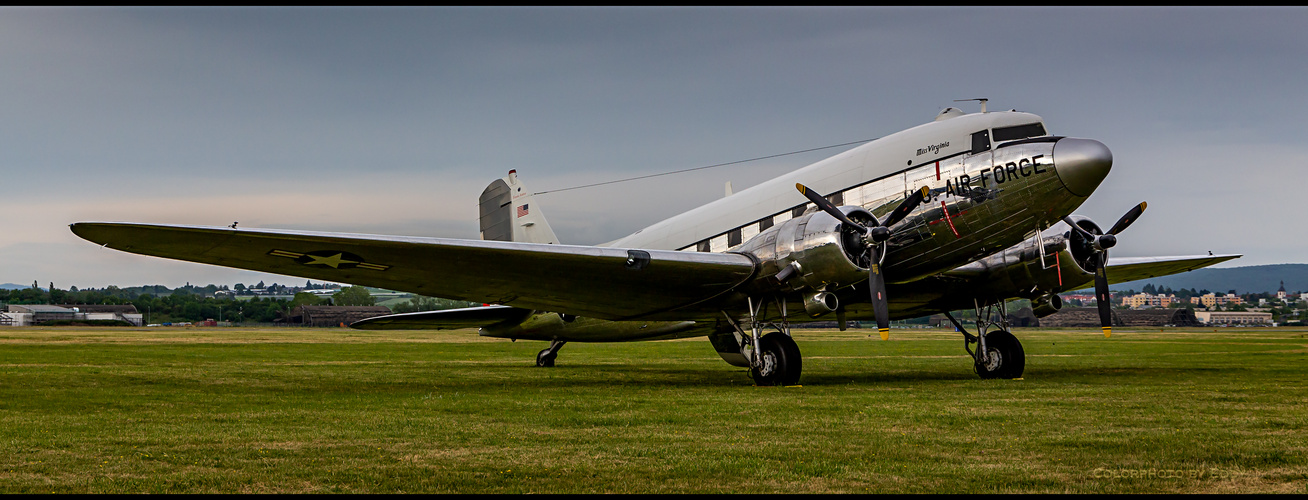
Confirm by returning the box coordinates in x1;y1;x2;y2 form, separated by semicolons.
953;98;988;113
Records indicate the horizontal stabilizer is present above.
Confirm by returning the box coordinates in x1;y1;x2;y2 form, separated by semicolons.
351;305;532;330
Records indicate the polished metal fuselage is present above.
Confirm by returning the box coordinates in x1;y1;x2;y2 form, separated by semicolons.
480;112;1108;341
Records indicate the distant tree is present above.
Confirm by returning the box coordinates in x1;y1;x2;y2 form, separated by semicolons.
289;292;327;309
1143;283;1156;295
256;281;265;289
391;295;478;313
48;285;67;305
332;286;375;306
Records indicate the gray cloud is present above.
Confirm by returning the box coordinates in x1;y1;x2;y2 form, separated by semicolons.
2;6;1305;287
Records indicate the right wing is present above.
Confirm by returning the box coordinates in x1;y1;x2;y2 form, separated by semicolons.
881;252;1241;319
70;222;757;321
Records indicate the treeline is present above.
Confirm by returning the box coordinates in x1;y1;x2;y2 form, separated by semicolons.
0;285;290;324
1;282;479;324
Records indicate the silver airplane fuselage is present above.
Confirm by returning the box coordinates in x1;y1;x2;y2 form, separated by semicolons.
482;108;1114;342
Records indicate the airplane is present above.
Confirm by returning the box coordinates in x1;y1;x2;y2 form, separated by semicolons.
70;100;1239;385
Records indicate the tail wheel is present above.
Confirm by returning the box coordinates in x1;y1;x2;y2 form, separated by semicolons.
536;349;556;367
751;332;802;386
974;330;1025;379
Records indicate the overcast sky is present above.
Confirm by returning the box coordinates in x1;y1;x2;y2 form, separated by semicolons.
2;6;1305;289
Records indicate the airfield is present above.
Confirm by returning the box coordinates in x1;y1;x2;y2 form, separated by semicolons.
0;325;1304;493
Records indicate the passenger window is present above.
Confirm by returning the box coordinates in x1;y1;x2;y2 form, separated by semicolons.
970;130;990;154
697;240;710;252
759;217;774;231
727;228;742;247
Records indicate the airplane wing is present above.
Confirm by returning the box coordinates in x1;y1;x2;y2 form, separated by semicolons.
878;253;1241;319
69;222;757;321
1063;254;1241;291
350;305;533;330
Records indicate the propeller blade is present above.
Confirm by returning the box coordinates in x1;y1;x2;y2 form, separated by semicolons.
1094;251;1113;338
795;183;867;232
1107;201;1147;235
868;245;890;341
880;186;932;229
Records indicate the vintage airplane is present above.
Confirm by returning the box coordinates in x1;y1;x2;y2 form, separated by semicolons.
71;101;1238;385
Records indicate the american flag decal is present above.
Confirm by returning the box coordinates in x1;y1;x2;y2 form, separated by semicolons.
516;204;529;217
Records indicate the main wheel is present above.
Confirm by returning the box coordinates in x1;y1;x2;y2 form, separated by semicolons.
974;330;1024;379
536;348;556;367
751;332;802;386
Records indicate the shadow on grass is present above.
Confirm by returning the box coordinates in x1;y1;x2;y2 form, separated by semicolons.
195;362;1252;394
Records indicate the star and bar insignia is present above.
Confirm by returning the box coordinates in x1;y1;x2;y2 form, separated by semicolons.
267;250;390;271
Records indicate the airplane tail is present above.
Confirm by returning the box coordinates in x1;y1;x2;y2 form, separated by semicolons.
478;170;561;244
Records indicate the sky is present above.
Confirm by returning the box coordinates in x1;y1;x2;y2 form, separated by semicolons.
2;6;1305;289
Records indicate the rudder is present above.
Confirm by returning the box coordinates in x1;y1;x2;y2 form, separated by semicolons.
478;170;560;244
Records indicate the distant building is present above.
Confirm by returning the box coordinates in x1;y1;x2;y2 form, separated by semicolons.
1123;293;1178;309
1194;311;1273;325
2;304;142;326
1038;307;1199;327
1190;293;1243;308
1059;293;1097;305
282;305;392;327
1277;281;1287;301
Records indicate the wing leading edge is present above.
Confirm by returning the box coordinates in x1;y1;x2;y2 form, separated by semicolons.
70;222;757;321
1073;254;1242;290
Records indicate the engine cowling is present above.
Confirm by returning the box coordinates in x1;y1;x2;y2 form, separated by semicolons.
1064;215;1106;273
733;206;877;295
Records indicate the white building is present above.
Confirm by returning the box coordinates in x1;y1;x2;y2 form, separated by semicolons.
1194;311;1273;326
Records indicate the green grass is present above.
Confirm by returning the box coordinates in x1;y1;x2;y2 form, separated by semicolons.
0;325;1305;493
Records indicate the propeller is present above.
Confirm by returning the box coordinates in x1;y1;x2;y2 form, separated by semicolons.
796;183;930;340
1063;201;1147;338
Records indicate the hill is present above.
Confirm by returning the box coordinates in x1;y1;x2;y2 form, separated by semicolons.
1108;263;1308;294
0;283;34;290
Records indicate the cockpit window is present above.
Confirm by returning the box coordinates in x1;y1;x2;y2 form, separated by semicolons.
970;130;990;154
992;122;1047;142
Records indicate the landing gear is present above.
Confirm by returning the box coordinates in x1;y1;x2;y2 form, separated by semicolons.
536;339;566;367
751;331;802;386
972;330;1024;379
723;296;803;386
944;298;1026;380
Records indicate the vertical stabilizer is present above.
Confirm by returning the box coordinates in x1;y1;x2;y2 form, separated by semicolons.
478;170;560;244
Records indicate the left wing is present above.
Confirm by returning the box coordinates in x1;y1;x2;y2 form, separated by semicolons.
70;222;757;321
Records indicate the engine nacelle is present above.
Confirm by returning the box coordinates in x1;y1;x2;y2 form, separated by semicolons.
733;206;877;295
1063;215;1106;273
949;234;1081;300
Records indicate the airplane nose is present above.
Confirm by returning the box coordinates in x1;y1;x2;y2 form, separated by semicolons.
1052;138;1112;197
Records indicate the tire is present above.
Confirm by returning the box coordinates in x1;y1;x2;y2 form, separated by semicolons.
751;332;802;386
974;330;1024;379
536;349;556;368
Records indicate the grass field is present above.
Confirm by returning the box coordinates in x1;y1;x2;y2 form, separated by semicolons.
0;325;1305;493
